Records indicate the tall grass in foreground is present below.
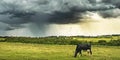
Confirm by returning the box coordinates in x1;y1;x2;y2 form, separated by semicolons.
0;42;120;60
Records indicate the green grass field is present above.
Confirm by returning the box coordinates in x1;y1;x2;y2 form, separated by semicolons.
0;42;120;60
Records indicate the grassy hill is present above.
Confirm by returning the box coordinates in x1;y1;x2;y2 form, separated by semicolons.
0;42;120;60
0;35;120;60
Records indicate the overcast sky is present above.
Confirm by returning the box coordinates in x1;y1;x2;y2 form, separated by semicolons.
0;0;120;37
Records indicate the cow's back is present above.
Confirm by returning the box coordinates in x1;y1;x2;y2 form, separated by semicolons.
77;44;91;50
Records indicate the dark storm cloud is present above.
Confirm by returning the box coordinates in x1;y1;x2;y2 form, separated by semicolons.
49;7;81;24
0;0;120;36
0;10;35;20
0;0;119;25
98;8;120;18
49;3;115;24
103;0;120;8
97;0;120;18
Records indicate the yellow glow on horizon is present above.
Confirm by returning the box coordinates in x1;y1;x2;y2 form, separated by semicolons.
48;12;120;36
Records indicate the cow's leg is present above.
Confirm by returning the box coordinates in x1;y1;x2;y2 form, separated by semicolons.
74;50;79;57
89;49;92;55
79;50;82;56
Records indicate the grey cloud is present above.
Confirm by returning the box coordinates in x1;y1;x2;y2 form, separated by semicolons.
0;0;118;24
0;22;13;31
103;0;120;8
99;8;120;18
0;0;120;36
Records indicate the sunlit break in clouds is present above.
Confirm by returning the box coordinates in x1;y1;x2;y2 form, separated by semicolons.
0;0;120;37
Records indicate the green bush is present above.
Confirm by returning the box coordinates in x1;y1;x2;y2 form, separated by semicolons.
98;40;107;45
0;39;6;42
108;40;120;46
5;37;72;45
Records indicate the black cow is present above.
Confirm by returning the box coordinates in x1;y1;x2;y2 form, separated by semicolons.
74;43;92;57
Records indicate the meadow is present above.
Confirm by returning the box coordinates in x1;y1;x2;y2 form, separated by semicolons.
0;42;120;60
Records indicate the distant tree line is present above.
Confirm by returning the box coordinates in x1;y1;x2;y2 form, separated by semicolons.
0;36;120;46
